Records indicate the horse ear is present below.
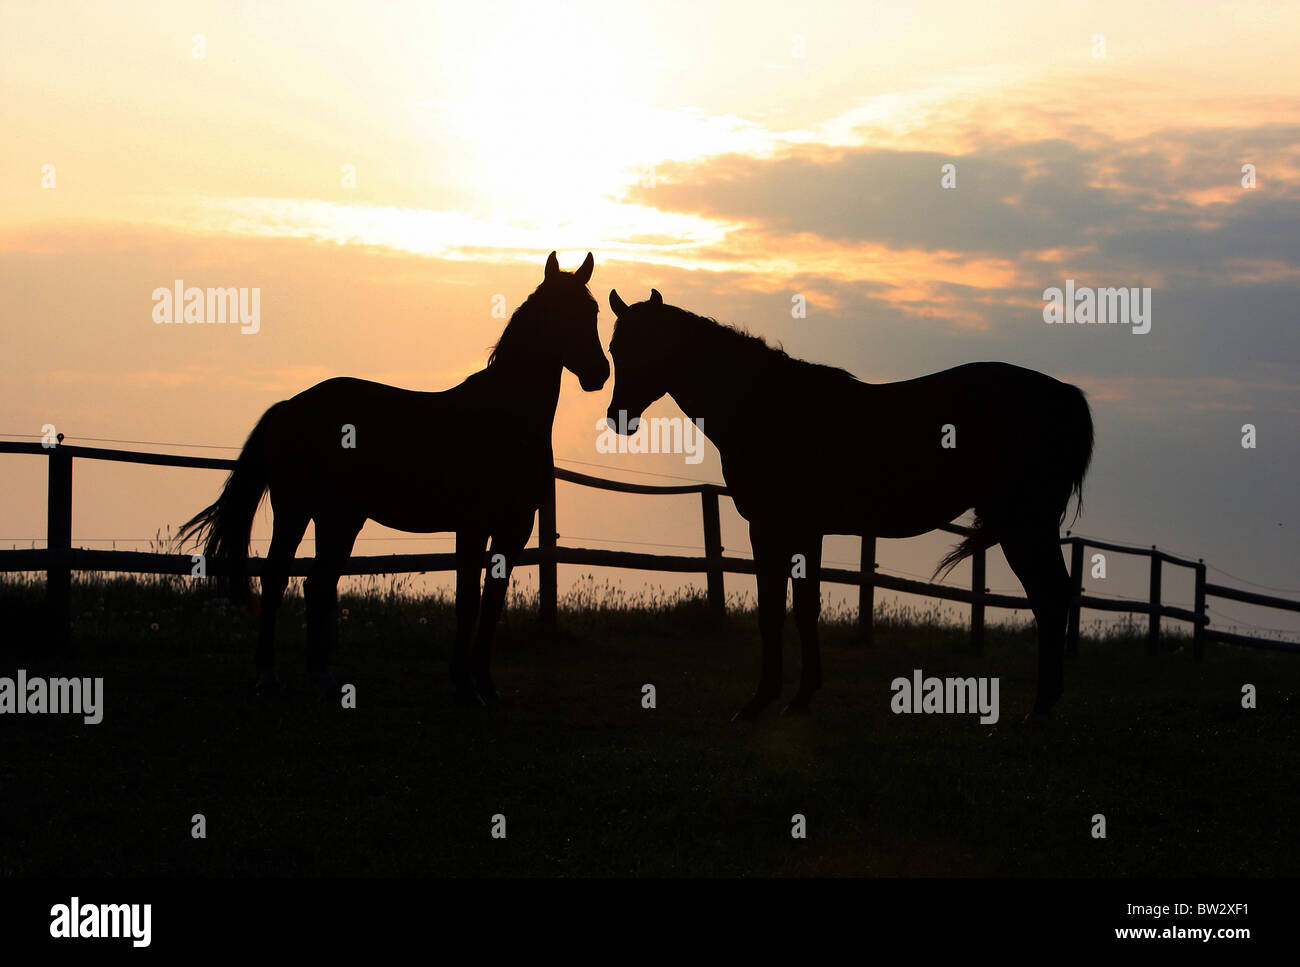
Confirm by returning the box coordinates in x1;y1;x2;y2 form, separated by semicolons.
575;252;594;285
545;251;560;280
649;288;663;306
610;289;628;316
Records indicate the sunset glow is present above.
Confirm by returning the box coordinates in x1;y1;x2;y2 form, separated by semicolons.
2;0;1297;631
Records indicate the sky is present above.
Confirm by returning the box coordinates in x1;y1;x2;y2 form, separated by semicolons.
1;0;1298;637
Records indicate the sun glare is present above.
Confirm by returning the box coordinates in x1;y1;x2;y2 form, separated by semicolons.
436;6;629;222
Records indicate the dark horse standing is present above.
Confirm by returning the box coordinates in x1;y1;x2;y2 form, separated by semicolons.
605;288;1093;721
179;252;608;703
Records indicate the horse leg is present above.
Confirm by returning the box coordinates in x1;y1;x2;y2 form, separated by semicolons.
450;530;488;703
734;521;789;721
472;514;533;704
255;501;308;694
785;532;823;715
304;514;362;700
1000;521;1071;720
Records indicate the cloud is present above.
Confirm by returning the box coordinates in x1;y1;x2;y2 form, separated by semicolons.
626;124;1300;282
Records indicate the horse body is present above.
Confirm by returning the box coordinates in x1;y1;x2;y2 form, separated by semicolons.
606;289;1093;721
259;374;557;534
716;361;1088;540
180;252;607;704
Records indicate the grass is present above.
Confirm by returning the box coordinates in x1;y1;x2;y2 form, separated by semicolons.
1;571;1297;877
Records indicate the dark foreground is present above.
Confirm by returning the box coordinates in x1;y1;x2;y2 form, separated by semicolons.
1;575;1297;877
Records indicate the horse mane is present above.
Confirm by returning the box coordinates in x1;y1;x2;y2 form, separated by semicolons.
487;284;596;366
487;288;543;366
657;304;856;382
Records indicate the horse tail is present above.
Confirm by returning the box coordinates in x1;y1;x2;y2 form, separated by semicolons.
933;513;1000;581
933;382;1094;581
175;405;280;607
1060;383;1094;528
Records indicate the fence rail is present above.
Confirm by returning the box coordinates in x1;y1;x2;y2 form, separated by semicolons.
2;439;1297;654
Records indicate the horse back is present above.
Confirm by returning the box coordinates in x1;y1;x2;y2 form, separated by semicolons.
256;375;553;532
723;361;1088;536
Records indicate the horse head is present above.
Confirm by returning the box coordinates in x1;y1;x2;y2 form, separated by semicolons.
535;251;609;392
604;287;671;433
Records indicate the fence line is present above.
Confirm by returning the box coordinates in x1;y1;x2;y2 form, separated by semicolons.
1;439;1297;654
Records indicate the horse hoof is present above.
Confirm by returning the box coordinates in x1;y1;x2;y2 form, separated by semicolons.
452;684;487;708
450;668;485;707
312;672;339;701
255;672;284;697
732;696;774;721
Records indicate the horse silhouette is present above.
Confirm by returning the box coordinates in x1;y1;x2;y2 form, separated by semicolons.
179;252;608;703
605;288;1093;721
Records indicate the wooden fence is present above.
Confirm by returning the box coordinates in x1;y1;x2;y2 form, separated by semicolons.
2;440;1298;654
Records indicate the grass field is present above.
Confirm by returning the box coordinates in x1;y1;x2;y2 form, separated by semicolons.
1;573;1298;877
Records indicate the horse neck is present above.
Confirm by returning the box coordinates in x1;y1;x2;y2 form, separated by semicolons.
663;321;757;448
482;302;567;423
485;352;564;421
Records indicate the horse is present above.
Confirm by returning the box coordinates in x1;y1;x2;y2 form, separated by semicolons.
178;252;609;704
604;287;1093;722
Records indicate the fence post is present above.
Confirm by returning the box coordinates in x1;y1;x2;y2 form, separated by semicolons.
859;536;876;647
1066;539;1084;657
538;472;557;627
47;444;73;648
700;489;725;618
970;545;985;653
1193;560;1207;659
1147;552;1162;654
